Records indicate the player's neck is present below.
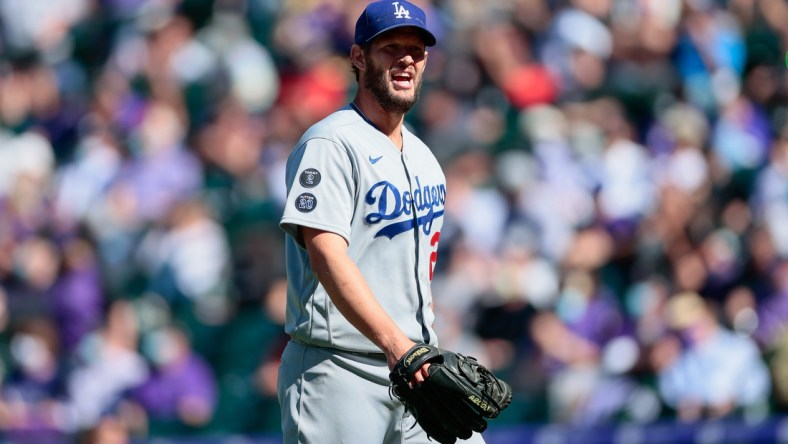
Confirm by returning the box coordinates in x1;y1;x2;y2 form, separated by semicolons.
351;95;405;150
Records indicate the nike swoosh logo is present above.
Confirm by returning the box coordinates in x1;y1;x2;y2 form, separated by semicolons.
369;155;383;164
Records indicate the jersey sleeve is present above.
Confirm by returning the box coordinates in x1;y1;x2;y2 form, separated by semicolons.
280;137;355;248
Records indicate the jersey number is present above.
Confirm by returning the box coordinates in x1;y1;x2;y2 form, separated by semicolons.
429;231;441;280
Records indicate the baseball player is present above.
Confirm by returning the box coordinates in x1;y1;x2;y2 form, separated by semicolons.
277;1;486;443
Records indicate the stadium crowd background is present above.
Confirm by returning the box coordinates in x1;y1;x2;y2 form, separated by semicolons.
1;0;788;442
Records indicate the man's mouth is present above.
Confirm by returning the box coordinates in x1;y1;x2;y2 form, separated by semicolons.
391;72;413;89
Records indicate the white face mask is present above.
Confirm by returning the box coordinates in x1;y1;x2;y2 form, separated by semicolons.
11;333;52;374
142;329;180;368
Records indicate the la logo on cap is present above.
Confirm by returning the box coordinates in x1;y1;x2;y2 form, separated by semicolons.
354;0;436;46
392;2;411;19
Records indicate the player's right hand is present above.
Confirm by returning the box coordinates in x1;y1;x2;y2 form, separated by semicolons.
388;340;431;387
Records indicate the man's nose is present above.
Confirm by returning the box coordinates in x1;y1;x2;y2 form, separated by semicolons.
397;54;414;66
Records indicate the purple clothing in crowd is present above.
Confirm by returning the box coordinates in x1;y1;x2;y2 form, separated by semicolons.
565;292;627;348
755;290;788;348
121;146;203;221
131;354;217;420
50;267;103;352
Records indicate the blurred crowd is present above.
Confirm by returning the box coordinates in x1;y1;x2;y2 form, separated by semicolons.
1;0;788;442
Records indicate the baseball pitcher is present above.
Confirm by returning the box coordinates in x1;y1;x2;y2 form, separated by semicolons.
278;2;511;443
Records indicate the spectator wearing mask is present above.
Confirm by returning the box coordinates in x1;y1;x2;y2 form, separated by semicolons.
656;291;771;421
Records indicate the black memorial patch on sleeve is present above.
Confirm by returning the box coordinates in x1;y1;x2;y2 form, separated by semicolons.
299;168;322;188
295;193;317;213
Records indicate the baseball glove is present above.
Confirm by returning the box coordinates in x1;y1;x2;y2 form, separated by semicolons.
389;344;513;444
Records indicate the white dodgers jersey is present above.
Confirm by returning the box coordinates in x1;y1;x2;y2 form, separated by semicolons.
280;106;445;353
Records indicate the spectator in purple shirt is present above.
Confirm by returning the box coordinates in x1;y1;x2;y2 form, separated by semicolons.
50;237;103;353
114;100;202;224
131;324;217;429
0;318;67;442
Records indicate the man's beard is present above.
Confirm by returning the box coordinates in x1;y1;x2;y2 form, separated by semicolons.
364;56;421;114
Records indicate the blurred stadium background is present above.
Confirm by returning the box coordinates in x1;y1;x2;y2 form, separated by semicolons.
1;0;788;443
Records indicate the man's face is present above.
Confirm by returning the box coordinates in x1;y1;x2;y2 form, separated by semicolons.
362;28;428;114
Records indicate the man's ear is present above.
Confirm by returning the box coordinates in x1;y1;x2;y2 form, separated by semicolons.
350;45;366;72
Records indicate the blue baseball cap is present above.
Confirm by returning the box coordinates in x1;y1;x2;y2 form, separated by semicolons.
355;1;436;46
